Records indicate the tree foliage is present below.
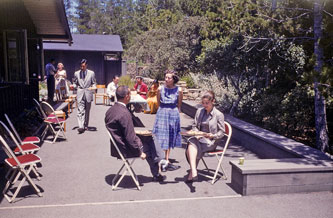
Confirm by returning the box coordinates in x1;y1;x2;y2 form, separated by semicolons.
66;0;333;152
125;16;207;79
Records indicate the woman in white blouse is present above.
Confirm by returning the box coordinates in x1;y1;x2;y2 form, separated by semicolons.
55;63;69;97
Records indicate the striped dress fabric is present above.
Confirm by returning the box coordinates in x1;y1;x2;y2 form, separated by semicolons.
152;86;182;150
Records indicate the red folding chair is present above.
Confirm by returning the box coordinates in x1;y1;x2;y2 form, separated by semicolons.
199;121;232;184
0;121;41;179
0;121;40;155
40;101;66;143
107;131;141;191
33;98;67;130
0;135;43;203
4;114;40;145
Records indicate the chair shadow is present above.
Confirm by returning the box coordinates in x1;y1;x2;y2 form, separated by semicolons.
41;134;67;143
105;174;155;189
71;126;97;131
72;126;79;130
6;184;44;203
86;126;97;131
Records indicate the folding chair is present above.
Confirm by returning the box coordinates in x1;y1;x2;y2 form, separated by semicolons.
199;121;232;184
95;84;106;105
0;135;43;203
33;98;66;126
56;87;74;113
4;114;40;145
0;121;40;156
107;131;141;191
40;101;66;144
0;121;41;185
34;98;67;131
69;94;78;108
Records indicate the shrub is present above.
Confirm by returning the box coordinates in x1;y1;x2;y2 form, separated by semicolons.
119;75;135;89
180;74;196;88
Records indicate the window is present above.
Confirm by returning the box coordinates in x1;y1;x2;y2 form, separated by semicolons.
3;29;29;83
104;53;120;61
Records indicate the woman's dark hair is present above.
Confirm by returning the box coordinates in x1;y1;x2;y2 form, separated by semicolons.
201;91;215;101
165;69;179;84
153;79;159;84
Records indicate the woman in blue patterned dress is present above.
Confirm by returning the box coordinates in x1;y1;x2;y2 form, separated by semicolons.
153;70;183;171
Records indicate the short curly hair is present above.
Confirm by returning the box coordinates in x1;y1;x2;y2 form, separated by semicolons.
202;91;215;101
165;69;179;84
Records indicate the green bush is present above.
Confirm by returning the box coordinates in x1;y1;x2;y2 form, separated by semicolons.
119;75;135;89
181;74;196;88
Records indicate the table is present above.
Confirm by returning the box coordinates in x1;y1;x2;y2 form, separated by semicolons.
134;127;152;136
127;94;149;113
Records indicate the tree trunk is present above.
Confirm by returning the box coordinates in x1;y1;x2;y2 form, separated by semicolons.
313;0;329;152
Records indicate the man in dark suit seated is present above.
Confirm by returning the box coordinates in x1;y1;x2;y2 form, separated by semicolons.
105;85;166;182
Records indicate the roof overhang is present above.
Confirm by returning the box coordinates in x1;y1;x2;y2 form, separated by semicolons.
22;0;72;44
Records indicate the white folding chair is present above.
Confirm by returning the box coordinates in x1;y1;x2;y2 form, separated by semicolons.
0;121;40;156
33;98;67;131
4;114;40;145
107;131;141;191
40;101;66;143
0;135;43;203
200;121;232;184
0;121;41;180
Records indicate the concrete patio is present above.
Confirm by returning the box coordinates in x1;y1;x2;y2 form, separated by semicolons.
0;103;332;218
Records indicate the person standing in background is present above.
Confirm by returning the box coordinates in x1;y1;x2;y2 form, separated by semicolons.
55;63;69;97
71;59;96;134
45;58;57;103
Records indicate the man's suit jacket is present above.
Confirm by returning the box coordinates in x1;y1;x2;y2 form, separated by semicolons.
73;69;96;103
192;107;225;145
105;103;143;158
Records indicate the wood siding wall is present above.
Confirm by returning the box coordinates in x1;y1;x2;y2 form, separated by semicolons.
0;81;39;122
45;50;122;85
0;0;40;121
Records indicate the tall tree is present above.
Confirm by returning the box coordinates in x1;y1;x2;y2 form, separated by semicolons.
313;0;329;152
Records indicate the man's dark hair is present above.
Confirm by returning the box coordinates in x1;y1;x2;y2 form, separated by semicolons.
50;58;55;62
112;75;119;80
116;85;129;100
80;59;88;65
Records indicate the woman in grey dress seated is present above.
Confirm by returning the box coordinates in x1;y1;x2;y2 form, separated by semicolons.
185;91;225;183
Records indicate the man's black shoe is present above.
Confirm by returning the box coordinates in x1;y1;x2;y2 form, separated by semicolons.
167;163;181;171
152;174;166;182
78;128;85;134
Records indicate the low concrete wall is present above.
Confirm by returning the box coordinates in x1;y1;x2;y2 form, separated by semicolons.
181;100;332;195
181;100;330;160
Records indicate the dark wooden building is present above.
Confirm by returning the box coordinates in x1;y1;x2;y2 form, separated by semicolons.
44;34;124;86
0;0;72;121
